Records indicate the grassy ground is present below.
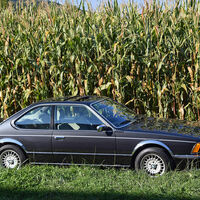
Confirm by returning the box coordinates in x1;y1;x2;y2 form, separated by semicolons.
0;165;200;200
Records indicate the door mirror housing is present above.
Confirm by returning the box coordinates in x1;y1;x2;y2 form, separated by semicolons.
97;124;112;132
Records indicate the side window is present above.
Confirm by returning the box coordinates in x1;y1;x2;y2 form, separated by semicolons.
15;106;52;129
54;105;102;130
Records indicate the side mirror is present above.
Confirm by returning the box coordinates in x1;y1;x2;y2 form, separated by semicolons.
97;124;112;132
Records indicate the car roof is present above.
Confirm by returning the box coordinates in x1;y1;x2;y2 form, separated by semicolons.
34;96;107;106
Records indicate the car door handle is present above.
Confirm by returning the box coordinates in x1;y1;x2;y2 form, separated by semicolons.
54;136;65;140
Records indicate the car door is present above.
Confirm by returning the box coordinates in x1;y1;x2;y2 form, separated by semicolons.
52;104;116;165
14;105;53;163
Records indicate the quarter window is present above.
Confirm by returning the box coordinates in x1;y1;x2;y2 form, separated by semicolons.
54;105;102;130
15;106;52;129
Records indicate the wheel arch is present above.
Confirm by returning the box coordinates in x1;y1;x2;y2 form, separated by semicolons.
131;140;175;168
0;138;27;158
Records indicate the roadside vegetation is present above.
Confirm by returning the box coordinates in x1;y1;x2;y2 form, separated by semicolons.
1;0;200;121
0;0;8;9
0;165;199;200
1;1;200;198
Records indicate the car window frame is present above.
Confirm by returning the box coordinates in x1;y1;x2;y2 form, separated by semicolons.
53;104;109;131
12;105;53;131
11;103;114;132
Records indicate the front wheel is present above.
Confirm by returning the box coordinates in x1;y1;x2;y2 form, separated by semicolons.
0;145;26;169
135;147;172;176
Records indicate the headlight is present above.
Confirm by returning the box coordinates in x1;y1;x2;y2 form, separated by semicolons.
192;143;200;154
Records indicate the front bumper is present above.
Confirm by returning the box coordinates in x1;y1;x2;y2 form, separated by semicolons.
173;155;200;169
173;155;200;159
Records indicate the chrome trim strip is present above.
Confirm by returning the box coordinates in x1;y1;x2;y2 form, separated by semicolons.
0;135;115;138
0;135;52;137
27;152;52;154
30;162;130;168
52;136;195;143
27;151;131;156
173;155;200;159
0;135;196;143
53;135;115;139
157;139;196;143
54;152;131;156
132;140;174;157
116;137;196;143
0;138;26;152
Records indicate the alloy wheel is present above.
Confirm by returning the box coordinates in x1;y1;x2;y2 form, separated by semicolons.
0;150;21;169
140;153;166;176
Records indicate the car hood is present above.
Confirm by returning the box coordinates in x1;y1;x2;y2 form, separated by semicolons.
124;115;200;137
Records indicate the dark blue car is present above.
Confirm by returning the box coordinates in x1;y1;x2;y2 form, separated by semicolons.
0;96;200;176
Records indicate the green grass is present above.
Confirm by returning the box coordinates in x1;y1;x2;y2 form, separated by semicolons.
0;165;200;200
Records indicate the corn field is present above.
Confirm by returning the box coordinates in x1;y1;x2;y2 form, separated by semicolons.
0;0;200;121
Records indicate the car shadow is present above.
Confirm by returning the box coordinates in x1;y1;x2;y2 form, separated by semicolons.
0;188;198;200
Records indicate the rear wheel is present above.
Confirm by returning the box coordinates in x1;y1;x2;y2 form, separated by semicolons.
0;145;26;169
135;147;172;176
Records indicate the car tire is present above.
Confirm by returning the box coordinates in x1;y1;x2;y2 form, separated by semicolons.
134;147;172;176
0;145;26;169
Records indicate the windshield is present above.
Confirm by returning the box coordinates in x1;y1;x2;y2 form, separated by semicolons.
92;99;136;127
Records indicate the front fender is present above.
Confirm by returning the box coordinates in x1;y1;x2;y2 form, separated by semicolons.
132;140;174;157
